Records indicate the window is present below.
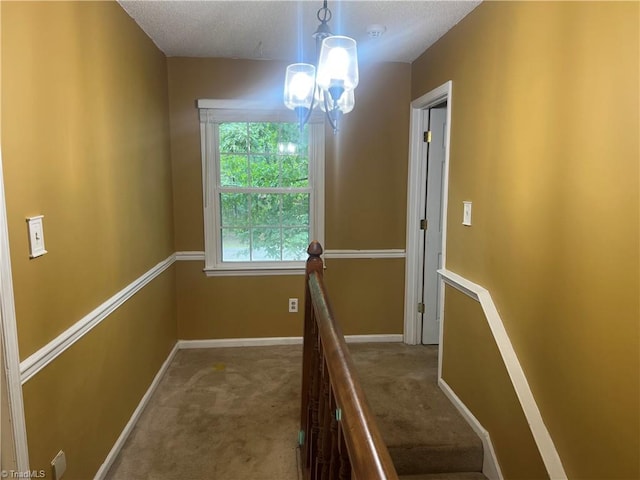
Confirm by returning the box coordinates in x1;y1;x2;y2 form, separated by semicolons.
198;100;324;276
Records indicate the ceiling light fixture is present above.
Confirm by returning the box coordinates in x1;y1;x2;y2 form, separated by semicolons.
283;0;359;133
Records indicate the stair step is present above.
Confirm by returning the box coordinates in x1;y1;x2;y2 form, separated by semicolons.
399;473;488;480
387;443;483;476
350;344;485;475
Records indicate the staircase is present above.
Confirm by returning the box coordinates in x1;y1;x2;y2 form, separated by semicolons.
349;343;488;480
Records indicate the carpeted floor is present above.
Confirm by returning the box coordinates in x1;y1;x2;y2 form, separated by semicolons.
350;343;483;475
105;343;481;480
105;345;302;480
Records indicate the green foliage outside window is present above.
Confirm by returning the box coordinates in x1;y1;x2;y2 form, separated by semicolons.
218;122;311;262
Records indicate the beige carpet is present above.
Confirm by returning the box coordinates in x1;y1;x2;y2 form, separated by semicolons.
106;345;302;480
350;343;483;476
106;343;483;480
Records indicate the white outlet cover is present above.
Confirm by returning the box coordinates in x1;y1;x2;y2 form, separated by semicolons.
288;298;298;313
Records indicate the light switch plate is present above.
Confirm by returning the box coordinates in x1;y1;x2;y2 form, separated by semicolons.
26;215;47;258
462;201;472;226
51;450;66;480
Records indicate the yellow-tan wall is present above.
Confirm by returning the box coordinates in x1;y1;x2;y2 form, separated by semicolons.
412;2;639;478
442;286;548;478
168;57;409;338
1;2;176;477
5;1;635;478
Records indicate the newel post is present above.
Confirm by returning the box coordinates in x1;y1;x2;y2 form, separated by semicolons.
305;241;324;279
300;241;324;468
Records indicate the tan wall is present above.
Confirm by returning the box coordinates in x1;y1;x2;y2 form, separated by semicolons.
22;269;176;478
324;258;404;335
1;1;176;477
176;261;305;339
2;1;175;358
442;286;547;479
412;2;639;478
168;57;410;338
324;62;410;249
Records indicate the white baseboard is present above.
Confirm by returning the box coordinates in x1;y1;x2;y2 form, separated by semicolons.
178;334;403;349
346;334;403;343
439;378;503;480
94;342;179;480
178;337;303;349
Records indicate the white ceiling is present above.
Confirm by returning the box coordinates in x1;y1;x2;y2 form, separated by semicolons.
118;0;481;64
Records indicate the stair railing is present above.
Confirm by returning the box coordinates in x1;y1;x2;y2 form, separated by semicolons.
300;241;399;480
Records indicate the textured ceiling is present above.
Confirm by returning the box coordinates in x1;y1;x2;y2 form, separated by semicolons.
118;1;481;64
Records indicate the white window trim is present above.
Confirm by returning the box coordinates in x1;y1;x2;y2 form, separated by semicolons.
198;99;325;276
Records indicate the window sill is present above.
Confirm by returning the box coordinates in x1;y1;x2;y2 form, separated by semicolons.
203;266;305;277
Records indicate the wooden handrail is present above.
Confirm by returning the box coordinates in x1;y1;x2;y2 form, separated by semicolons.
300;241;399;480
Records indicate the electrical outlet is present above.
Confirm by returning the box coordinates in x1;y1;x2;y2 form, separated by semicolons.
288;298;298;313
51;450;66;480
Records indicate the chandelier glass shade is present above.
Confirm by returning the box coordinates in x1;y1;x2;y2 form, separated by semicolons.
283;1;359;132
284;63;316;111
316;36;359;93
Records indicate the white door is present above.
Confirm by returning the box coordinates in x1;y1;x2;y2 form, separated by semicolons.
420;107;447;344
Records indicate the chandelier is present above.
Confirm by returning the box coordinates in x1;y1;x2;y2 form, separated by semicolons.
283;0;359;133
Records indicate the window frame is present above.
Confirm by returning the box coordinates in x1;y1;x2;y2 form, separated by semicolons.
198;99;325;276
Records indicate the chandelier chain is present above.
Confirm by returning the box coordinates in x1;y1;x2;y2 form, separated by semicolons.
317;0;332;24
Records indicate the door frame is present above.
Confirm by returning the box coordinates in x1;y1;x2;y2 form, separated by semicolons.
403;81;453;345
0;146;30;469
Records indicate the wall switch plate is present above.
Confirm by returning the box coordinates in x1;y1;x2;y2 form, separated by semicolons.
51;450;66;480
26;215;47;258
462;201;472;226
288;298;298;313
